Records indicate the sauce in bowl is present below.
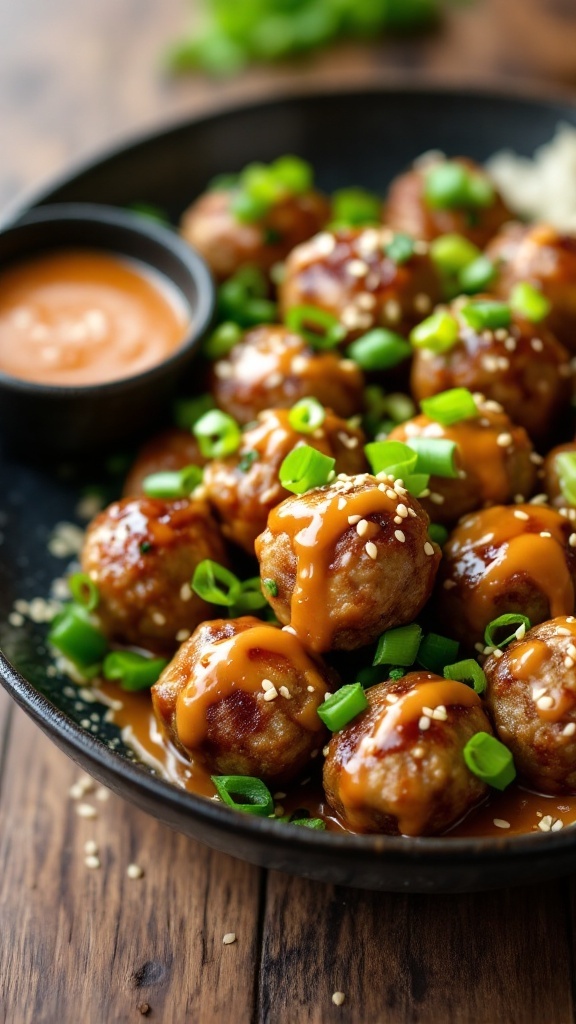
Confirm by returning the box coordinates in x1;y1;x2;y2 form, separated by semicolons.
0;249;190;386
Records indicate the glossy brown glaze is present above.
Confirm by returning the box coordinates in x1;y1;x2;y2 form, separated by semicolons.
543;438;576;510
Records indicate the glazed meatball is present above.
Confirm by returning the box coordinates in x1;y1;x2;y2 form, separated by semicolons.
279;226;442;341
210;324;364;425
323;672;492;835
436;504;576;648
543;440;576;510
410;297;571;442
255;472;441;653
385;155;512;248
389;395;537;525
180;187;329;282
123;428;206;497
485;616;576;793
81;496;228;652
487;222;576;352
152;616;333;784
204;407;367;555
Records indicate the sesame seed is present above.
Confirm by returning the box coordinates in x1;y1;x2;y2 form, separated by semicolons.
348;514;361;525
152;611;166;626
282;625;297;635
332;992;346;1007
537;695;554;710
386;694;399;703
262;679;274;691
385;488;397;500
557;627;571;636
414;293;432;314
84;840;99;855
323;745;330;757
347;259;369;277
568;645;576;658
493;819;511;829
396;503;408;518
538;816;554;832
127;864;144;879
540;531;552;539
357;292;376;310
514;510;529;521
394;516;403;525
570;534;576;547
497;433;513;447
552;819;564;831
307;685;315;693
532;687;547;700
314;233;337;256
568;616;576;623
76;803;97;819
493;649;504;659
337;497;347;511
356;519;369;537
365;541;378;560
85;855;101;869
279;686;292;700
432;706;448;721
263;687;279;702
412;745;425;758
563;723;576;736
176;628;191;643
531;338;544;352
95;787;109;802
418;716;431;731
384;299;401;323
408;508;417;517
422;706;434;716
565;657;575;669
394;530;406;543
274;805;285;817
424;542;435;556
429;492;445;505
223;932;237;945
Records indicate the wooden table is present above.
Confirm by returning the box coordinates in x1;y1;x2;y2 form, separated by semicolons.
2;2;576;1021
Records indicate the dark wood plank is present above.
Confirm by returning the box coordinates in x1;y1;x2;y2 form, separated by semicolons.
258;871;575;1024
0;705;263;1023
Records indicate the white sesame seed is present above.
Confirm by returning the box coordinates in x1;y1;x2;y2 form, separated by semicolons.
95;787;110;802
347;259;369;277
357;292;376;310
180;582;192;601
412;745;425;758
313;232;337;256
432;706;448;721
396;503;408;518
568;645;576;659
493;649;504;659
85;855;101;869
386;488;397;500
531;338;544;352
356;519;369;537
307;685;315;693
386;693;399;703
332;992;346;1007
394;530;406;543
424;542;435;556
394;516;403;525
563;723;576;736
537;695;554;710
282;625;297;635
538;816;553;832
152;611;166;626
566;657;575;669
84;840;99;855
261;679;274;691
493;818;511;829
223;932;237;945
540;531;552;539
264;687;279;702
365;541;378;560
552;819;564;831
337;497;347;511
568;616;576;623
514;510;530;521
323;745;330;757
570;534;576;547
497;433;513;448
408;507;417;517
76;803;97;819
414;293;432;314
384;299;401;323
127;864;144;879
557;628;571;636
279;686;292;700
348;514;361;525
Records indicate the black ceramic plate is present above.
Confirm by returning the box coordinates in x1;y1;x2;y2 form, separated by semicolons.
2;85;576;893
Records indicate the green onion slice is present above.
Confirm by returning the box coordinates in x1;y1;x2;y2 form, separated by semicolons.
203;321;243;360
142;465;203;499
229;577;268;615
173;393;215;431
193;410;242;459
285;304;346;350
291;817;326;830
459;255;496;295
388;668;405;681
385;233;415;265
406;437;458;479
317;682;369;731
463;732;516;790
424;162;495;211
417;632;459;675
279;445;335;494
510;281;551;323
556;452;576;506
231;190;270;223
288;397;326;434
428;524;448;547
443;659;487;695
271;155;313;195
68;572;99;612
460;300;511;332
484;614;531;650
331;187;381;227
430;234;480;273
192;560;242;606
238;449;259;473
262;578;278;597
211;775;274;817
364;440;429;497
348;328;411;371
420;387;478;426
103;651;168;691
373;623;423;667
410;310;459;353
49;604;108;672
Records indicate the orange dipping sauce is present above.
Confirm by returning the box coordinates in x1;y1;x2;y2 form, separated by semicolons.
0;249;190;385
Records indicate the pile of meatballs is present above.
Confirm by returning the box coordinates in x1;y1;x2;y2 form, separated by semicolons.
80;152;576;838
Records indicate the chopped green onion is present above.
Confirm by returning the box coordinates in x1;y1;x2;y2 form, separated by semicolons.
388;668;405;681
348;328;411;371
428;523;448;547
424;163;495;211
193;410;242;458
238;449;260;473
271;155;312;195
460;300;511;332
443;659;487;695
211;775;274;816
103;651;168;691
203;321;243;360
279;445;335;494
406;437;458;478
288;397;326;434
417;632;458;675
384;393;416;424
364;439;429;497
510;281;551;323
421;387;478;426
430;234;480;274
68;572;99;612
231;190;269;223
242;162;285;205
142;465;203;499
331;187;381;227
229;577;268;615
218;267;277;327
484;614;531;650
459;255;496;294
191;560;242;606
385;233;415;265
262;578;278;597
463;733;516;790
285;304;346;350
373;623;422;667
410;310;459;353
317;682;369;731
174;393;215;431
556;452;576;505
49;605;108;672
291;817;326;830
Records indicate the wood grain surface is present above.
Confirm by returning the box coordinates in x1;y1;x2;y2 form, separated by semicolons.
2;1;576;1022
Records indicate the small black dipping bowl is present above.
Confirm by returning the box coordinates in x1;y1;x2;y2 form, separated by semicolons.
0;203;215;455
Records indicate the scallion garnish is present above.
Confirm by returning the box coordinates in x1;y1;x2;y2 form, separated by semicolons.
430;234;480;274
203;321;243;360
218;266;277;327
410;309;459;353
424;162;495;211
406;437;458;479
49;604;108;673
459;255;496;294
262;578;278;597
443;659;487;695
388;668;405;681
174;393;215;431
556;452;576;505
484;614;531;650
288;397;326;434
229;577;268;615
317;682;369;731
331;187;381;227
211;775;274;816
142;465;203;499
364;439;429;497
192;560;242;606
460;300;511;332
463;733;516;790
68;572;99;612
193;410;242;458
279;445;335;494
103;651;168;691
373;623;423;667
291;817;326;830
348;328;411;371
385;233;415;265
285;304;346;350
238;449;260;472
420;387;478;426
510;281;551;323
417;632;459;675
428;523;448;547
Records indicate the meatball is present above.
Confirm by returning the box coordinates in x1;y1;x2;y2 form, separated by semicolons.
389;395;537;525
255;473;441;653
123;428;206;497
152;616;333;784
436;504;576;648
210;324;364;425
487;222;576;352
323;672;492;835
180;187;329;282
410;297;571;442
279;226;443;341
81;496;228;652
543;440;576;510
385;155;512;248
485;616;576;793
204;407;367;555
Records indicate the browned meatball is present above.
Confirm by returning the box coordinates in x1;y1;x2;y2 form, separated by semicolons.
385;156;512;248
485;616;576;793
410;298;571;442
487;222;576;352
81;496;228;652
152;616;333;784
180;188;329;282
389;396;537;525
204;407;367;555
436;504;576;648
210;324;364;425
123;428;207;498
323;672;492;835
543;440;576;510
279;226;442;341
255;473;441;653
